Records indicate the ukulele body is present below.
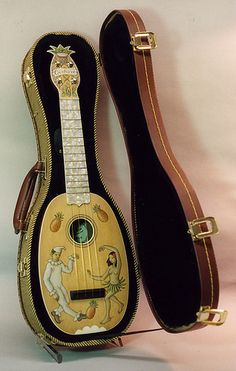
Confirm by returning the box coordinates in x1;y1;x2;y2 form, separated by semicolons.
39;193;130;336
16;33;138;347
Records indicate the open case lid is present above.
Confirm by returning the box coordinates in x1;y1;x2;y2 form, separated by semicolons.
99;9;227;332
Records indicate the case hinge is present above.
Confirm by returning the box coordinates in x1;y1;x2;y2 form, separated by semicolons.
130;31;157;51
197;306;227;326
187;216;219;241
17;257;28;278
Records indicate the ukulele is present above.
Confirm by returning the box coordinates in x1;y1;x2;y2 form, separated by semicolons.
15;34;138;347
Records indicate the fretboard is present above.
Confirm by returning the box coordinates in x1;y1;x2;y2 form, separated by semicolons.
60;98;90;206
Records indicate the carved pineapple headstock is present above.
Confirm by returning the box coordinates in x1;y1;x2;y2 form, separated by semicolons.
48;44;80;98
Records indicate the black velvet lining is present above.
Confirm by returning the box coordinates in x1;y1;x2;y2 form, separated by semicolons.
100;13;201;330
29;33;138;344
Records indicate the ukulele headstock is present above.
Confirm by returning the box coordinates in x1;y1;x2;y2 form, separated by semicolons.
48;44;80;98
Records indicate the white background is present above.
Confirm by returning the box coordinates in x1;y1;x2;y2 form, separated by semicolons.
0;0;235;370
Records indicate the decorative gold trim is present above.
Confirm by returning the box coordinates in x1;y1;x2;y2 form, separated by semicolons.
130;31;157;51
188;217;219;241
197;306;227;326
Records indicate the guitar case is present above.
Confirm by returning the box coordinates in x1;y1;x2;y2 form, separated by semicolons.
99;9;227;332
14;10;226;350
14;33;139;347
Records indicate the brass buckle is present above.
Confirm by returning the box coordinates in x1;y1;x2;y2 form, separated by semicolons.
130;31;157;52
197;306;227;326
188;216;219;241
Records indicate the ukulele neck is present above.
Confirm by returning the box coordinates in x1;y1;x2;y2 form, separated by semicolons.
60;97;90;206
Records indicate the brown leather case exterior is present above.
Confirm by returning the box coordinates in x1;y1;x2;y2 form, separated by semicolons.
100;9;222;332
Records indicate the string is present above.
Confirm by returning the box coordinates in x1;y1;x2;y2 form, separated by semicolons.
78;95;96;297
81;92;103;301
77;95;89;295
76;69;102;302
73;56;101;300
69;79;83;297
60;94;80;301
70;81;95;301
58;53;103;322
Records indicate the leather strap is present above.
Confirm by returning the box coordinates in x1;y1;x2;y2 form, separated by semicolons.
13;161;44;234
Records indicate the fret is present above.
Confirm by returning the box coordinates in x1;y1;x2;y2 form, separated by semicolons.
64;161;87;169
59;98;90;206
66;174;88;185
62;128;83;138
63;138;84;147
61;110;81;120
65;169;87;175
63;146;85;154
64;153;86;162
60;99;80;110
67;181;89;187
67;184;90;193
64;161;86;169
62;120;81;129
65;168;88;176
67;193;90;205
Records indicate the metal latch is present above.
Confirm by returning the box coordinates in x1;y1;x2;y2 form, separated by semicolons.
130;31;157;51
188;216;219;241
197;306;227;326
17;257;28;278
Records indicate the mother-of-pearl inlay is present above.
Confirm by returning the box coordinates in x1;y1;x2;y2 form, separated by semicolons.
60;98;90;205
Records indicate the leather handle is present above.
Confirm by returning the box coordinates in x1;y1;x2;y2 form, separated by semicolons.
13;161;44;234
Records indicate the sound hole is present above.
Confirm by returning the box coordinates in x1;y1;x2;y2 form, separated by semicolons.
68;216;95;246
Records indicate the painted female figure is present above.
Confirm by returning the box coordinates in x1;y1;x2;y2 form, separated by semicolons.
87;245;125;324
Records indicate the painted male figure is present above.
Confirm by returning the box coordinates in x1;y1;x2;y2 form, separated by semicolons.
43;246;84;323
